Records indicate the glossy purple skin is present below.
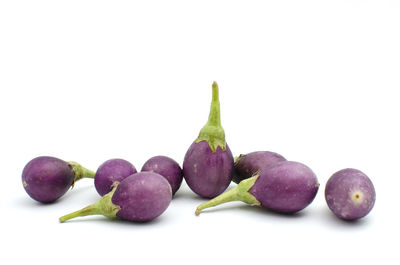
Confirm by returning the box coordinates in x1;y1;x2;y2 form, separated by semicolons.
183;141;234;198
141;156;183;195
325;168;375;220
233;151;287;184
111;172;172;222
22;156;75;203
250;161;319;213
94;159;137;196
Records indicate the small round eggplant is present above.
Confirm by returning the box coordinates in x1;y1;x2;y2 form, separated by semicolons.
325;168;375;220
59;172;172;223
141;155;183;195
195;161;319;215
232;151;287;184
22;156;95;203
94;158;137;196
183;82;234;198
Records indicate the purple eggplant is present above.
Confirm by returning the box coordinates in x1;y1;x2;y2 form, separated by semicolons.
195;161;319;215
94;158;137;196
59;172;172;223
233;151;287;184
141;155;183;195
183;82;234;198
22;156;95;203
325;168;375;220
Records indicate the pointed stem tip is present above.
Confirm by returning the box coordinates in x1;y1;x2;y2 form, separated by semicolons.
59;203;99;223
59;183;121;223
212;81;219;102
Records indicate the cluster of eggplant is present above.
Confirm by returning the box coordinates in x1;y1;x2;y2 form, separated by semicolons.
23;156;182;222
21;82;375;223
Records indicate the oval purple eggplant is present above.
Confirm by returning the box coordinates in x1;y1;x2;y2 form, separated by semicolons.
250;161;319;213
184;141;233;198
183;82;234;198
141;155;183;195
232;151;287;184
196;161;319;215
22;156;95;203
113;172;172;222
59;172;172;223
94;158;137;196
325;168;375;220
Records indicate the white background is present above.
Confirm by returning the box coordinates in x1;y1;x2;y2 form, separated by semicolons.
1;1;399;264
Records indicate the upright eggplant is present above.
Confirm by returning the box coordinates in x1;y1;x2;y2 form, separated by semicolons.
183;82;234;198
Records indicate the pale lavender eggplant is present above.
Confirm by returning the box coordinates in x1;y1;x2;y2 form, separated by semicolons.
325;168;375;220
59;172;172;223
196;161;319;215
233;151;287;184
141;155;183;195
94;158;137;196
183;82;234;198
22;156;95;203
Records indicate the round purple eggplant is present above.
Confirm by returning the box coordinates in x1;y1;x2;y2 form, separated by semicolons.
59;172;172;223
183;82;234;198
94;158;137;196
325;168;375;220
141;155;183;195
22;156;95;203
195;161;319;215
232;151;287;184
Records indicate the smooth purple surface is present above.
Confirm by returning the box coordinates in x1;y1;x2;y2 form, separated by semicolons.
94;158;137;196
232;151;287;184
112;172;172;222
250;161;319;213
325;168;375;220
141;155;183;195
22;156;75;203
183;141;234;198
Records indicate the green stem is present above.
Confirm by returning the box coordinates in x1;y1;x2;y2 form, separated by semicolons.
208;82;221;127
195;81;226;152
59;183;121;223
59;203;102;222
195;175;261;215
234;154;245;165
68;161;96;184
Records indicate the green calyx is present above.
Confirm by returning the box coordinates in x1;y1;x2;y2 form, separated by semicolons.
68;161;96;186
195;174;261;215
234;154;245;165
59;182;121;223
196;81;226;153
